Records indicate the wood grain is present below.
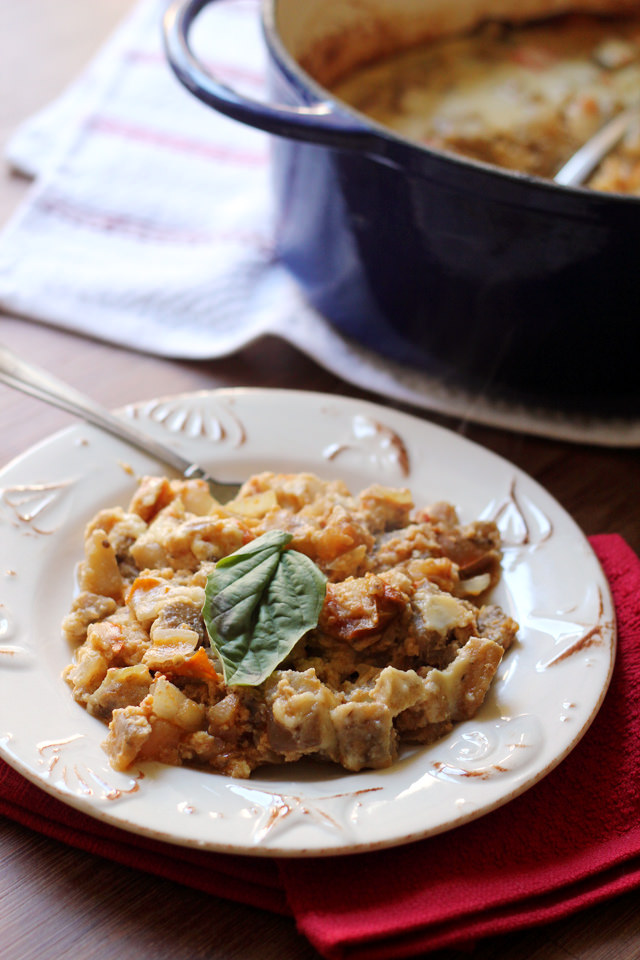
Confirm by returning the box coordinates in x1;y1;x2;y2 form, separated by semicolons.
1;3;639;959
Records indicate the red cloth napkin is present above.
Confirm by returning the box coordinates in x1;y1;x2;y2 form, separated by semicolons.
1;534;639;958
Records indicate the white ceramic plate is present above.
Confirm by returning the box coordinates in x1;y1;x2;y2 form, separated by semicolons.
0;389;616;857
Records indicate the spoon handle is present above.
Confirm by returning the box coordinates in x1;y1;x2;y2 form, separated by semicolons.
0;343;240;502
554;106;639;187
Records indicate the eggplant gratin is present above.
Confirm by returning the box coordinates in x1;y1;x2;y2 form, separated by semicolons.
63;472;517;778
331;11;640;192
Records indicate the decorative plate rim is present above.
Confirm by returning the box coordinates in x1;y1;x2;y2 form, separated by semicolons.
0;388;616;857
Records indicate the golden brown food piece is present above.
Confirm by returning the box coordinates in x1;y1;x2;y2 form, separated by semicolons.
86;664;153;721
130;501;251;572
78;529;123;601
319;574;407;647
61;592;118;645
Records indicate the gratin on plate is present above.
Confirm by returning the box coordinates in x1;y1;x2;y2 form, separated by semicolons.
63;472;517;778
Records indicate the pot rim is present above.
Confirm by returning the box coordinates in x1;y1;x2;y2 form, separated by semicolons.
261;0;640;207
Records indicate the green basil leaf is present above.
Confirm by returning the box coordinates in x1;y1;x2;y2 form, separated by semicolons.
202;530;327;686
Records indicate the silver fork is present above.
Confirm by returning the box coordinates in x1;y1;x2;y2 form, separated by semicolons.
0;343;241;503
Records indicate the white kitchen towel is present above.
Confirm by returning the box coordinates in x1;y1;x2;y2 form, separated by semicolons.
0;0;638;445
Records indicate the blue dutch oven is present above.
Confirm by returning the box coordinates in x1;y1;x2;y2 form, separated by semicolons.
164;0;640;414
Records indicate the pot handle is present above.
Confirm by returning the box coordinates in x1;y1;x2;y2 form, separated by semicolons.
163;0;378;149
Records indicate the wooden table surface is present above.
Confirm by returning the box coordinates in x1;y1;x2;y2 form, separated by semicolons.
1;3;640;959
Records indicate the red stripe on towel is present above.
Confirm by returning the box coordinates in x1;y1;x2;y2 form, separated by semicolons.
34;194;270;247
85;115;268;166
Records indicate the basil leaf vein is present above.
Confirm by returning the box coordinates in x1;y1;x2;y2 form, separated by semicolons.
202;530;327;686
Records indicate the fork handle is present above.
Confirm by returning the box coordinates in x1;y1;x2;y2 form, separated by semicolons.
0;343;236;501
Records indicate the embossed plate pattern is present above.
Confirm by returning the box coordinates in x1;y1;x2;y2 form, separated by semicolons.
0;389;616;856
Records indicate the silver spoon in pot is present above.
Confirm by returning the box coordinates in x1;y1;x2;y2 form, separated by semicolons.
0;343;241;503
554;104;640;187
